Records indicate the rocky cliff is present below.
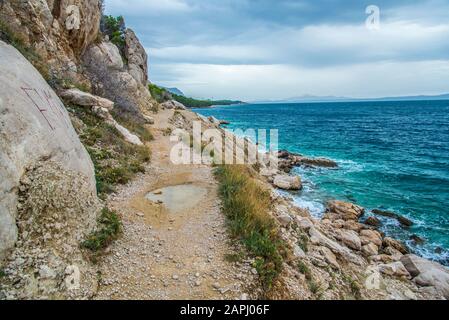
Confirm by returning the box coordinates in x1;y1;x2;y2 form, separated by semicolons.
0;0;102;84
0;0;156;299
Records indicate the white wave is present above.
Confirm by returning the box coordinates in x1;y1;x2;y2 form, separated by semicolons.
292;197;325;218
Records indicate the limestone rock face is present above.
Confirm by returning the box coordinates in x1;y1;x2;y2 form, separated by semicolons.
401;254;449;299
273;175;302;190
1;163;101;299
0;41;96;261
0;0;102;82
124;29;148;86
82;41;155;114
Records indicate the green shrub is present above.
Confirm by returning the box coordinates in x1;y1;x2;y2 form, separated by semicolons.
297;260;312;280
82;208;121;252
100;15;126;57
67;104;151;198
297;232;309;253
214;165;286;290
148;84;172;103
148;83;242;108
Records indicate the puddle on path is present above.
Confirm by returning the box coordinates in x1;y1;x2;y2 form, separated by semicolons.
145;184;208;214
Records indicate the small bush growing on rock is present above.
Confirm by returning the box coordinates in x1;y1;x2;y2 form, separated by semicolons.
67;104;151;197
297;232;309;253
81;208;121;252
214;165;286;291
100;15;126;55
308;280;321;295
343;273;362;300
297;260;312;280
148;84;172;103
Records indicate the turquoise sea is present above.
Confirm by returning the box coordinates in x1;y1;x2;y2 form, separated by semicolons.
193;100;449;265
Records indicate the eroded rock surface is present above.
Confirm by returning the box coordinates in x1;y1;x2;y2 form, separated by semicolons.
82;41;156;115
0;0;102;82
0;41;96;261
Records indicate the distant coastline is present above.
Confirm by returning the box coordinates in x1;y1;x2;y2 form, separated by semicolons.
251;93;449;104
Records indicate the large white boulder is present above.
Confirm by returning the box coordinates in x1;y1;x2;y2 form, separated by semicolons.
59;88;114;110
401;254;449;299
161;100;187;110
273;175;302;190
0;41;96;261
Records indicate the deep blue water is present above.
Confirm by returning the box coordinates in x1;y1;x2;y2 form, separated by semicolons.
193;100;449;264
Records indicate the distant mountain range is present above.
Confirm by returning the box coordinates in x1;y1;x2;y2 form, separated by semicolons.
253;93;449;104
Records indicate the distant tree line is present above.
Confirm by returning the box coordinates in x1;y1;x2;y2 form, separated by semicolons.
148;84;242;108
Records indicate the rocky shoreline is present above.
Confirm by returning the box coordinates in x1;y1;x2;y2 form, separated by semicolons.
200;114;449;299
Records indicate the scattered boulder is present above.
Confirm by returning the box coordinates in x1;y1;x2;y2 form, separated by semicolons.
336;229;362;251
91;107;143;146
383;237;409;255
397;216;413;227
365;216;381;227
362;243;379;256
143;115;155;125
342;220;364;232
276;150;338;172
371;209;396;218
208;116;221;126
378;262;411;278
260;168;279;178
277;213;293;228
326;200;365;221
370;254;395;264
292;244;306;259
273;175;302;190
410;235;425;246
372;209;413;228
299;157;338;168
295;216;314;231
360;229;383;247
161;100;187;110
401;254;449;299
308;227;364;265
383;246;404;261
319;246;340;269
60;88;114;110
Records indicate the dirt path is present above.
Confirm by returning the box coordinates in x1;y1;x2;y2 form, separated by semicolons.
94;109;257;300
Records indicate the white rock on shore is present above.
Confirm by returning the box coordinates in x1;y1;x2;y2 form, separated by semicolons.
401;254;449;299
273;175;302;190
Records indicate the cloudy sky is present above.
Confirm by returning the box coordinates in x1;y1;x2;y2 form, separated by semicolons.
105;0;449;101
